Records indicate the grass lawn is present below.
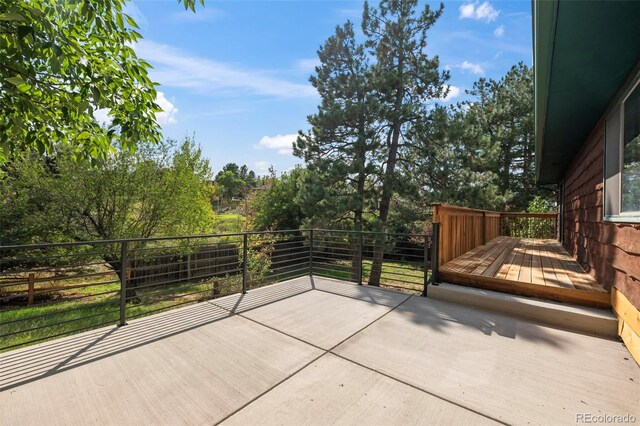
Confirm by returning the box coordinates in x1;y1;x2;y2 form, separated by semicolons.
313;259;427;294
0;273;242;352
1;255;426;352
215;213;245;234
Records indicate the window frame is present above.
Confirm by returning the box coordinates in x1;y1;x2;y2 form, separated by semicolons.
603;66;640;223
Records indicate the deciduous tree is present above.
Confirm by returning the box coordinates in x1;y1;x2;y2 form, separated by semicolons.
0;0;203;165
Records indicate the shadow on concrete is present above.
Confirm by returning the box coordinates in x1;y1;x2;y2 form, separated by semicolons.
1;275;573;394
0;277;316;392
395;295;569;348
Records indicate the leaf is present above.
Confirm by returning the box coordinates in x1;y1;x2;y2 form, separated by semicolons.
0;12;26;21
17;83;32;93
125;15;139;29
5;76;26;86
116;13;124;29
17;25;33;39
78;101;91;112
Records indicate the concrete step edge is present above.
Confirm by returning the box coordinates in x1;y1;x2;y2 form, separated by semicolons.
428;282;617;338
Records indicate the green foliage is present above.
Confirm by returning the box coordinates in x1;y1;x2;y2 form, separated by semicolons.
416;104;510;210
622;133;640;212
0;136;216;246
215;170;246;200
361;0;450;232
294;21;380;231
250;167;307;231
527;195;556;213
0;0;203;164
416;63;555;212
212;163;261;207
456;63;543;211
215;213;245;233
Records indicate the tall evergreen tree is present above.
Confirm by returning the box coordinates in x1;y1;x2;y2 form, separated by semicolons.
362;0;449;286
295;21;379;234
295;21;382;281
459;62;538;211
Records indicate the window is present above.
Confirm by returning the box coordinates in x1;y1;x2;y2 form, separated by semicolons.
622;83;640;213
604;73;640;222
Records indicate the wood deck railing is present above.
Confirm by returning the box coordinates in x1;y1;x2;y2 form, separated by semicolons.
432;204;558;266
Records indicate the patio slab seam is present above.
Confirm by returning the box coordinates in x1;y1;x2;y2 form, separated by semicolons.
208;287;316;315
312;285;413;306
213;292;412;425
216;292;506;426
327;352;507;425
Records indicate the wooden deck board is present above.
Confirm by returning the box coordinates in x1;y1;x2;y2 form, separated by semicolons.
481;238;521;277
469;237;514;275
440;237;610;308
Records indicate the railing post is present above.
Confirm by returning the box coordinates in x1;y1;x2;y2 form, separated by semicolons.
422;234;429;297
357;231;363;285
309;229;314;276
242;233;248;294
119;241;128;327
431;223;440;286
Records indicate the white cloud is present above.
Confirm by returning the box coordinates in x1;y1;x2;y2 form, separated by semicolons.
135;40;317;99
123;2;148;29
92;92;178;126
255;134;297;156
336;8;361;20
459;2;500;22
439;85;461;102
254;161;271;175
459;60;484;75
494;25;505;37
296;58;321;72
155;92;178;125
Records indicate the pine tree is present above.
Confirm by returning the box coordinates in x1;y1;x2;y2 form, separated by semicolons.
294;21;380;280
461;63;538;211
362;0;449;286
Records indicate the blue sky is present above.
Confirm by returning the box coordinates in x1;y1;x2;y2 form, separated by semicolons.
125;0;532;176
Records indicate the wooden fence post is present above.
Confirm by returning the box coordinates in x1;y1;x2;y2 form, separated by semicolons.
27;273;35;306
482;211;486;245
187;253;192;281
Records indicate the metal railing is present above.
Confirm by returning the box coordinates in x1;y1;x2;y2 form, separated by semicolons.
500;213;558;239
0;227;439;352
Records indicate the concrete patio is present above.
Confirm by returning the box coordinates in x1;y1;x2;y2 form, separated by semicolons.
1;276;638;425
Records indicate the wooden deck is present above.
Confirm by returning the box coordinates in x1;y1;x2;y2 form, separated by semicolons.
440;236;610;308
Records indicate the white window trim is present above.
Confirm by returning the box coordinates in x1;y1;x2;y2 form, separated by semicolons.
604;66;640;223
619;78;640;216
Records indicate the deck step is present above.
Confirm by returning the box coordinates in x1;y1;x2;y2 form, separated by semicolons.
428;282;617;338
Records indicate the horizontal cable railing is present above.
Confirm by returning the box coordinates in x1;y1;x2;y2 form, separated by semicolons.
310;229;436;294
500;212;558;239
0;227;438;352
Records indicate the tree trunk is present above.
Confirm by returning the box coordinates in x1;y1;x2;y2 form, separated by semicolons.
369;47;405;287
368;140;398;286
351;115;368;283
369;118;403;286
105;255;139;303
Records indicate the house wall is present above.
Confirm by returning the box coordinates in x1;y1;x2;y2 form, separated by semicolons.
562;119;640;310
